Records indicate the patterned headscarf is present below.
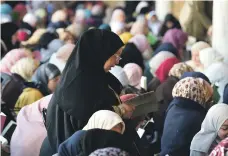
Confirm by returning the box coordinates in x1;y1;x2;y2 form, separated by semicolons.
169;62;193;79
172;77;213;107
89;147;129;156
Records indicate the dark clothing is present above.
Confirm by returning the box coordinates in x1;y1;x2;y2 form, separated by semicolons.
1;22;19;56
20;22;36;35
48;21;68;29
147;77;161;92
153;43;178;58
223;84;228;104
58;129;135;156
158;14;182;37
160;97;207;156
38;32;59;49
44;29;124;152
181;72;211;84
154;76;179;133
119;43;145;71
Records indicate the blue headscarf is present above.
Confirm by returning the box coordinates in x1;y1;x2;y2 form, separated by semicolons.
153;43;178;57
223;84;228;104
181;72;211;84
99;24;111;31
0;3;12;15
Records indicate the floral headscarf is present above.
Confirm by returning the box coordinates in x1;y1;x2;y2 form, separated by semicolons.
169;62;193;79
89;147;129;156
172;77;213;107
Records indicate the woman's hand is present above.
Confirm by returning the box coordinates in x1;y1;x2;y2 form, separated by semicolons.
119;103;135;119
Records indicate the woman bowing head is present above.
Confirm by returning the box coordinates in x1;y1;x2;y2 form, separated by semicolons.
44;29;134;153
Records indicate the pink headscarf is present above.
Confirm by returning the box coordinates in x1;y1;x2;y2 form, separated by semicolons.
162;28;188;51
123;63;143;89
129;34;152;54
155;57;180;83
10;95;52;156
0;48;32;74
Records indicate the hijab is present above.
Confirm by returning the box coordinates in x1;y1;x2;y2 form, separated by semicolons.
46;29;124;152
159;13;182;36
23;13;38;28
199;48;224;71
0;48;32;74
49;43;75;72
128;34;152;60
21;29;46;47
10;57;39;81
190;104;228;154
119;43;145;71
172;77;213;108
51;10;67;23
153;42;178;57
109;66;129;87
155;57;180;83
205;62;228;102
40;39;64;63
130;17;148;36
32;63;60;92
147;11;162;36
181;71;211;84
10;95;52;156
123;63;143;89
38;31;59;49
1;22;18;53
169;62;193;79
89;147;130;156
186;41;211;72
149;51;176;76
162;28;188;51
99;24;111;31
0;3;12;15
78;129;133;156
83;110;125;134
110;9;126;23
119;32;132;44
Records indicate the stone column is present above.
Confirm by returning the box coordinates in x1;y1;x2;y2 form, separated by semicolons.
212;1;228;63
155;0;172;21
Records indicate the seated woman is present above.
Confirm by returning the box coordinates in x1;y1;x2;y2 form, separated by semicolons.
160;77;213;156
40;29;135;154
32;63;61;94
185;41;210;72
190;104;228;156
58;110;127;156
154;63;193;134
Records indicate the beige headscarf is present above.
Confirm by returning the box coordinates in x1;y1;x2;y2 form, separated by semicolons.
11;57;39;81
168;62;193;79
172;77;213;107
83;110;125;134
51;10;67;23
21;29;46;46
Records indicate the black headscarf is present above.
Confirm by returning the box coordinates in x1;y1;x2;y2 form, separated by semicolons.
32;63;60;93
78;129;134;156
46;29;124;152
38;31;59;49
1;22;19;56
118;43;145;71
158;14;182;37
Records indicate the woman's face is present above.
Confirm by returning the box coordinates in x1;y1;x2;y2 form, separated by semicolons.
48;76;60;93
192;51;202;66
103;47;123;72
166;21;174;28
218;119;228;140
111;123;123;134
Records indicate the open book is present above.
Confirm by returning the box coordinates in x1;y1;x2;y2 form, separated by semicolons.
124;91;159;117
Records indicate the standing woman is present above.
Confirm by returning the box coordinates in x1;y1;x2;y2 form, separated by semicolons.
43;29;134;153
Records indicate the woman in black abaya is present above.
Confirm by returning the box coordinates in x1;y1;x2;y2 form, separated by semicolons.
41;29;135;154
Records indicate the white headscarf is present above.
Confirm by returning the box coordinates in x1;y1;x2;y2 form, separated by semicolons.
23;13;38;27
190;104;228;153
205;62;228;102
109;66;129;87
83;110;125;134
149;51;176;76
199;48;224;71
